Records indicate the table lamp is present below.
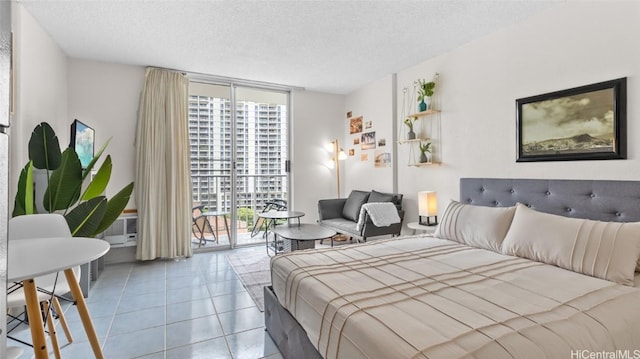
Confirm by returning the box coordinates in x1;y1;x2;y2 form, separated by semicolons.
418;191;438;226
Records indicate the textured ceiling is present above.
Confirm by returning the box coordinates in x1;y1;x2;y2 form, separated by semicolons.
20;0;561;94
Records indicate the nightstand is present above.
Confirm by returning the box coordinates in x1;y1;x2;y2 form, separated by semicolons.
407;222;437;236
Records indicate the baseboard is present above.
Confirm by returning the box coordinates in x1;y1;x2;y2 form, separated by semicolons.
104;245;137;264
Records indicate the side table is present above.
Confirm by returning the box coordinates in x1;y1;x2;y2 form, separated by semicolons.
407;222;437;236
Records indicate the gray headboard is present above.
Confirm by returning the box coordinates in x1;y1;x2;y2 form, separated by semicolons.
460;178;640;223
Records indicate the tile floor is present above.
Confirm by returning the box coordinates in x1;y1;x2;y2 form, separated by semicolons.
9;246;282;359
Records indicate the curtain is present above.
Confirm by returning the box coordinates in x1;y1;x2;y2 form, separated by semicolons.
135;68;193;260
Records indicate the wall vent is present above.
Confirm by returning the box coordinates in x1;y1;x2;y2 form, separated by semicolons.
104;215;137;248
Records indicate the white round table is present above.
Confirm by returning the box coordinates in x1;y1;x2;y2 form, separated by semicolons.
8;237;110;359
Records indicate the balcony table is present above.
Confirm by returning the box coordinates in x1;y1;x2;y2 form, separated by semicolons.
8;237;110;359
201;210;231;244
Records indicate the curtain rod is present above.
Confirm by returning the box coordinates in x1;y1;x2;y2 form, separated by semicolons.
147;66;305;92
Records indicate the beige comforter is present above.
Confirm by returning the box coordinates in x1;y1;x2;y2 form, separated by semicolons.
270;236;640;359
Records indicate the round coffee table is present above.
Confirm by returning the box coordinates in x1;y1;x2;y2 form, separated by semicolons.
268;223;337;255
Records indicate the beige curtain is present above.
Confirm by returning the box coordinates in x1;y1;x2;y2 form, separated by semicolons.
135;68;193;260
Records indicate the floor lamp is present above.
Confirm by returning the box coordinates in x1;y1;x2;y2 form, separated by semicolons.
329;139;347;197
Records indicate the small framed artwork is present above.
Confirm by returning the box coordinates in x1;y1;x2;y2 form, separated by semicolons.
353;137;360;145
516;78;626;162
378;138;386;147
365;121;372;129
349;116;363;134
348;148;355;156
361;153;368;161
346;111;352;118
374;150;391;168
361;131;376;150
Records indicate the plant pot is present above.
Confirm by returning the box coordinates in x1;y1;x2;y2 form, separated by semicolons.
418;100;426;112
407;130;416;140
419;152;430;163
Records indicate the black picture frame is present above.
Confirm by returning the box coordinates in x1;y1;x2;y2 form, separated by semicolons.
516;78;626;162
69;119;95;169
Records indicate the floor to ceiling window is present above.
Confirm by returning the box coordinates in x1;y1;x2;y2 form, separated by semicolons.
188;82;290;250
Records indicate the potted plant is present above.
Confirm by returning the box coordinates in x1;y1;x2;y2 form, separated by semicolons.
419;141;432;163
417;73;439;111
13;122;134;237
404;117;417;140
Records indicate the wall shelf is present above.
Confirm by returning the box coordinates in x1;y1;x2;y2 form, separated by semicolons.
399;107;441;166
409;162;441;167
399;82;442;167
406;109;440;118
397;138;430;145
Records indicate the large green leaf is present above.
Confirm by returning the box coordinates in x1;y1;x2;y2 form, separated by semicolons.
43;148;83;212
28;122;62;170
81;155;112;201
95;182;134;235
65;196;108;237
82;137;112;181
12;161;35;217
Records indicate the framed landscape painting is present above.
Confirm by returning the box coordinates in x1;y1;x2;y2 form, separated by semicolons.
516;78;626;162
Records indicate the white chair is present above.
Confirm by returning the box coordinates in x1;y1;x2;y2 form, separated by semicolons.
7;214;79;355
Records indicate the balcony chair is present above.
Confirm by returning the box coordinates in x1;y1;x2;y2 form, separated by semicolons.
192;205;217;247
250;199;288;238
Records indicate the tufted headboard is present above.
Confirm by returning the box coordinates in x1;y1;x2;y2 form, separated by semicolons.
460;178;640;223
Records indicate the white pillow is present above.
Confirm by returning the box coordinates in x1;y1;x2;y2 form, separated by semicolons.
502;203;640;286
434;200;516;252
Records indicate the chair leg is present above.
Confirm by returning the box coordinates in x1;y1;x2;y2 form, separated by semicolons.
43;301;62;359
52;297;73;343
222;215;230;242
23;279;48;359
205;218;217;244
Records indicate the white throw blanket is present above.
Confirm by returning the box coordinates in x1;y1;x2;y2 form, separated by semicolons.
356;202;401;231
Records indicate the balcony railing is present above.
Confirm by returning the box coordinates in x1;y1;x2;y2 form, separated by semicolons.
191;173;288;241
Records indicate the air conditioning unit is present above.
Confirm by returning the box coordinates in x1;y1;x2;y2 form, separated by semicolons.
104;215;137;248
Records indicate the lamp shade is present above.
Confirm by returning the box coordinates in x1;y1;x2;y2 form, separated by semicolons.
337;149;347;161
418;191;437;217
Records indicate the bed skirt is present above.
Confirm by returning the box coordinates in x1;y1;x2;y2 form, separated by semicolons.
264;286;322;359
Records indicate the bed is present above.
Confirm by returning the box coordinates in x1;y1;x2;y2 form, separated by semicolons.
264;178;640;358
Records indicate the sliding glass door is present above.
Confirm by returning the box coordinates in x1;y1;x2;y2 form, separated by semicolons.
188;82;290;250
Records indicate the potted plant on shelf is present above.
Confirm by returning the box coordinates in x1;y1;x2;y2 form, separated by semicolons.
417;73;439;112
419;141;432;163
404;117;417;140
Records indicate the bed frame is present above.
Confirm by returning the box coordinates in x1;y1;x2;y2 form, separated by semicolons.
264;177;640;358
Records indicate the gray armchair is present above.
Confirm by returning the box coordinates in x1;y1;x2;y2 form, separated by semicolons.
318;190;404;242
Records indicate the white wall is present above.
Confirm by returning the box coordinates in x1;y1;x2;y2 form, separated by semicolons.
291;90;344;222
340;2;640;231
343;75;395;194
66;75;343;217
7;2;345;233
20;1;634;232
10;3;68;203
392;2;640;228
67;58;144;207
